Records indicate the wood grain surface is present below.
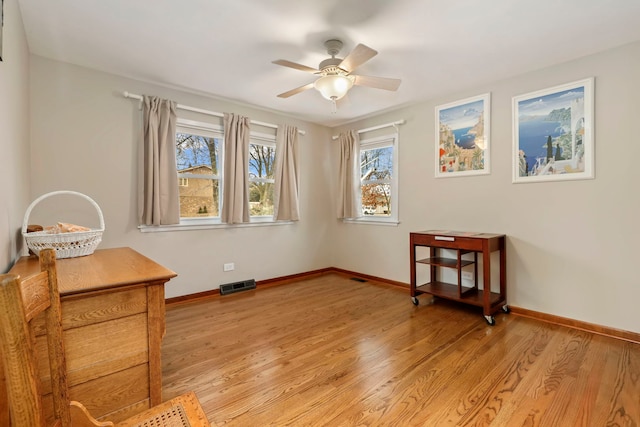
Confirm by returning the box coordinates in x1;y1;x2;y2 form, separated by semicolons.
2;248;177;423
162;274;640;426
9;247;176;295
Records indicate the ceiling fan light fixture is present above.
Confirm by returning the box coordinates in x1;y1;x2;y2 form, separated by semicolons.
314;74;354;101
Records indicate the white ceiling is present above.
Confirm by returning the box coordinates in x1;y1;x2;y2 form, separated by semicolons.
17;0;640;127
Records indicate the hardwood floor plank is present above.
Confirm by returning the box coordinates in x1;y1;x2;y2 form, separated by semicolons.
604;342;640;426
161;274;640;426
570;336;612;426
454;324;555;425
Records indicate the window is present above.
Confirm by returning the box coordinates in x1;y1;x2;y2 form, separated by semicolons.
175;120;222;219
358;134;398;223
249;134;276;218
175;122;277;223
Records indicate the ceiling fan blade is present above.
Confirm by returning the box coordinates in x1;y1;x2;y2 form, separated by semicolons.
353;75;401;91
277;82;315;98
272;59;319;74
339;44;378;72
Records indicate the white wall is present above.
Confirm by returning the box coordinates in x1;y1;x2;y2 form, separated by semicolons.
28;56;334;298
0;0;30;273
19;31;640;333
331;41;640;334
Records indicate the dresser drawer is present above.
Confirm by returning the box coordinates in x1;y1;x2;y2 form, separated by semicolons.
411;233;484;251
36;312;149;391
32;286;147;334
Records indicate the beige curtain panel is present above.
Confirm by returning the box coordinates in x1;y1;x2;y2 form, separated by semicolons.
273;125;300;221
221;113;251;224
138;95;180;225
337;130;361;219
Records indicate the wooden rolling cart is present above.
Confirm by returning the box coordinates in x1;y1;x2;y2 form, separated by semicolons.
410;230;508;325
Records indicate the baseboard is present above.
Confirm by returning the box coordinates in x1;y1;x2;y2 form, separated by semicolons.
256;268;335;287
329;267;409;290
165;288;220;306
165;268;639;344
165;268;334;305
509;306;640;344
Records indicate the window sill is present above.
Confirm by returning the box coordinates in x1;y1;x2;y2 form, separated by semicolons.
138;218;294;233
342;218;400;226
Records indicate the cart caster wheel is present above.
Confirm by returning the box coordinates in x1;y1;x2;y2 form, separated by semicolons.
502;305;510;313
484;315;496;326
411;297;419;306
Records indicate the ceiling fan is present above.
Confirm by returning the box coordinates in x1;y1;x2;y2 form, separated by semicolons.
272;39;401;109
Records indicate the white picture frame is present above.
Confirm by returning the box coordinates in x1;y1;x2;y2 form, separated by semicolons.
435;93;491;178
512;78;594;183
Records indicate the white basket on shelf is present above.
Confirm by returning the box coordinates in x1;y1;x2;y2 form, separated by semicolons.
22;191;105;259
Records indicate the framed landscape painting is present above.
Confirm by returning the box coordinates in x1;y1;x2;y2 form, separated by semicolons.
512;78;594;183
435;93;490;178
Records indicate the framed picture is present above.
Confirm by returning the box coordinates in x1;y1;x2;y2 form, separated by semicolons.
435;93;490;178
512;78;594;183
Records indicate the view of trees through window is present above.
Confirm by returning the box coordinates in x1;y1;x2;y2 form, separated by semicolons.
249;142;275;216
360;144;393;217
175;125;394;221
175;123;278;219
176;131;220;218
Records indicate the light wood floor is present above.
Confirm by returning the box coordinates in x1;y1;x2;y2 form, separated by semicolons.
161;274;640;426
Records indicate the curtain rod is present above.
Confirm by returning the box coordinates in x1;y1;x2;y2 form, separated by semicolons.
331;119;405;140
123;91;305;135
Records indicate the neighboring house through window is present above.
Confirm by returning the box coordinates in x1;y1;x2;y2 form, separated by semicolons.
175;120;278;223
357;133;399;223
176;119;222;218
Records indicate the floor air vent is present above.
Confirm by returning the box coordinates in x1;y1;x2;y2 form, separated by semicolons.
350;277;367;282
220;279;256;295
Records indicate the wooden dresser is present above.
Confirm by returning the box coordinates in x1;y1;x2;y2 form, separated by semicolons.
1;247;177;423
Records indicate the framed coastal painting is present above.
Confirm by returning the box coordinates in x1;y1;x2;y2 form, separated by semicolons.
435;93;490;178
512;78;594;183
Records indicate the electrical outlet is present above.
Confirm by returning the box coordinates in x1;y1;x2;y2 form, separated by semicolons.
223;263;235;272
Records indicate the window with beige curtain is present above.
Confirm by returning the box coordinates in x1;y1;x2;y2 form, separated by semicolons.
338;130;399;223
273;125;300;221
138;95;180;226
221;113;251;224
172;120;285;224
139;103;301;228
337;130;361;219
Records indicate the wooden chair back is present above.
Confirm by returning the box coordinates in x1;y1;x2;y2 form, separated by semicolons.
0;248;71;427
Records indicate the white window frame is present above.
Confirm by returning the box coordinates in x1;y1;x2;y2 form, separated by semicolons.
248;132;277;222
138;121;293;232
175;118;224;226
347;133;399;225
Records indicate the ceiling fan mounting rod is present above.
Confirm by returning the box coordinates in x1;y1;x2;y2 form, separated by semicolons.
319;39;345;72
324;39;343;57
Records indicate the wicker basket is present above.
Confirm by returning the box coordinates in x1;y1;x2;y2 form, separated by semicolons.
22;191;105;259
